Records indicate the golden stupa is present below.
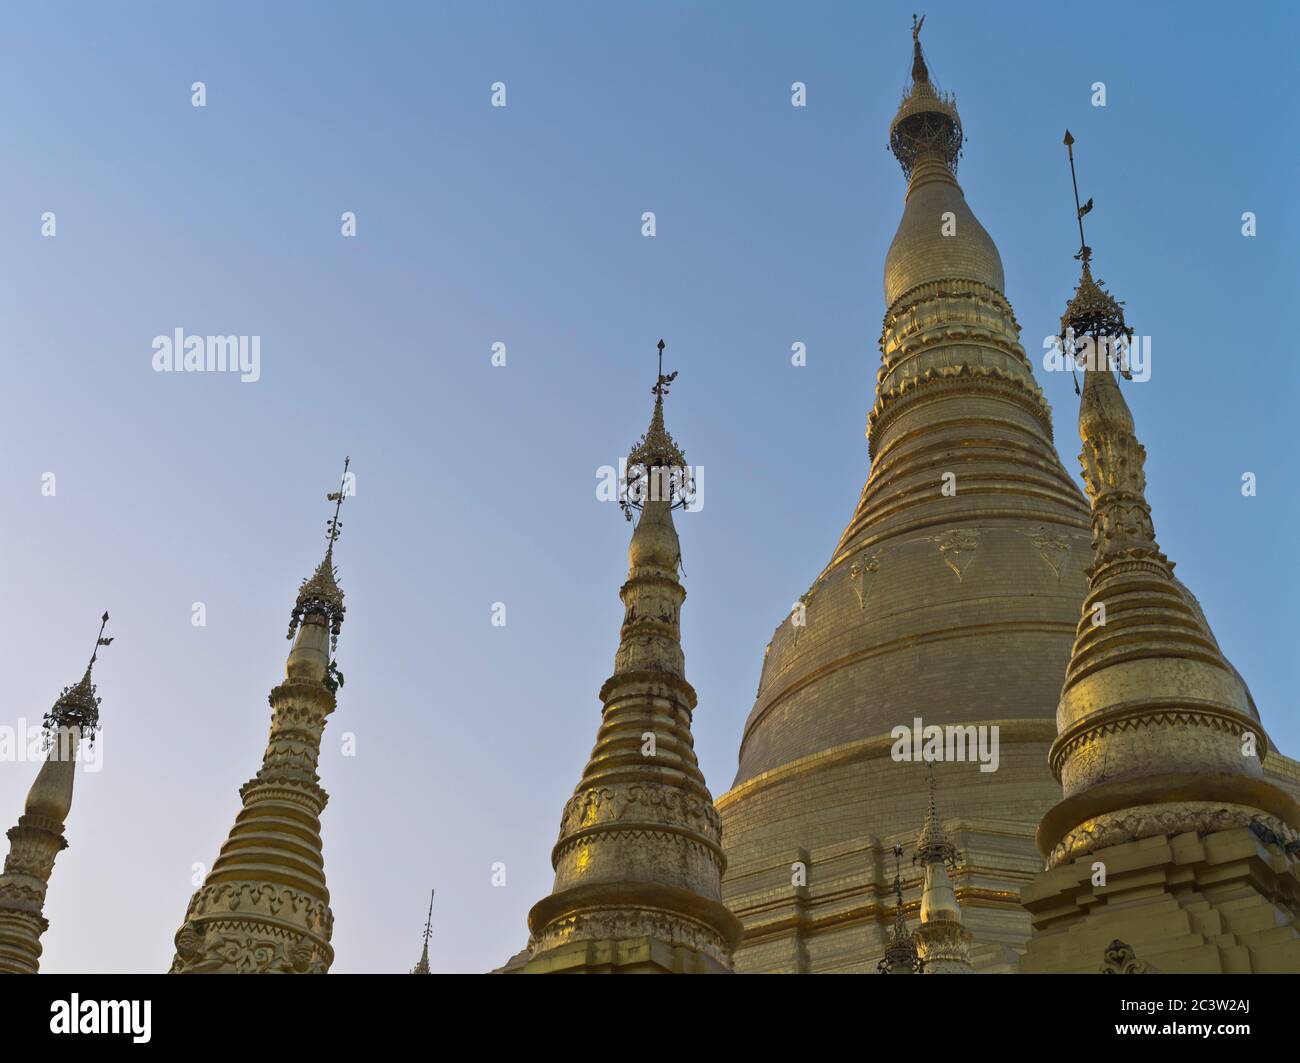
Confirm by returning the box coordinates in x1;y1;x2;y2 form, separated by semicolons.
1018;146;1300;972
714;18;1300;973
4;18;1298;981
0;616;112;974
520;347;743;973
168;462;352;974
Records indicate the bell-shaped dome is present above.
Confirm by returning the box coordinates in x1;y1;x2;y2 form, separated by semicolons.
884;167;1004;306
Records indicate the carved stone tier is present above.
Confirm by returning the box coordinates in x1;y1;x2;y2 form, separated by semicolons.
1021;827;1300;973
0;734;80;974
0;816;66;974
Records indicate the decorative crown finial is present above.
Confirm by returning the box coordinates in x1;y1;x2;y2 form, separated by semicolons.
621;339;693;520
914;761;960;868
288;458;351;651
889;16;962;179
1060;132;1132;391
42;612;113;745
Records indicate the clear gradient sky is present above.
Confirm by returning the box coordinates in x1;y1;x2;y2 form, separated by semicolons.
1;0;1295;973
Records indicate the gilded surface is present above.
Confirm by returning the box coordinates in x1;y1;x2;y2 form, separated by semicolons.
1018;185;1300;970
523;395;741;974
719;26;1092;973
170;548;344;974
0;651;105;975
1035;328;1299;863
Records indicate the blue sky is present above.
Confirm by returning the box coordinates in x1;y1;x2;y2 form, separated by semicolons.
0;0;1295;972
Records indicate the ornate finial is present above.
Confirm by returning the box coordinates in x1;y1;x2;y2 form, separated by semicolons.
877;842;922;973
42;612;113;745
288;458;351;651
621;340;693;520
889;17;961;179
325;456;351;547
914;762;960;868
911;13;928;82
1060;132;1131;392
411;888;434;974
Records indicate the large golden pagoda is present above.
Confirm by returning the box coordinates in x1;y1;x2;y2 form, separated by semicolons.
521;346;743;973
0;616;112;974
169;462;352;974
1019;145;1300;972
716;18;1096;972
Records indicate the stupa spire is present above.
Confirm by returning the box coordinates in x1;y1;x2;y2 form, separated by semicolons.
410;889;434;974
1035;136;1298;868
524;345;741;974
0;613;113;973
1020;138;1300;973
170;459;354;974
719;20;1092;973
910;765;973;973
877;843;919;974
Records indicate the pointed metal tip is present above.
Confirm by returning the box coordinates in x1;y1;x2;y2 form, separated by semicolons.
101;611;109;622
1064;129;1074;145
657;338;665;350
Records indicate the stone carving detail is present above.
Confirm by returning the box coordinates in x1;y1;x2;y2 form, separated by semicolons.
559;783;722;838
1024;527;1070;581
922;529;980;582
181;881;333;934
172;918;324;974
1049;804;1296;868
849;554;881;609
532;908;731;968
1100;939;1159;974
1049;705;1254;778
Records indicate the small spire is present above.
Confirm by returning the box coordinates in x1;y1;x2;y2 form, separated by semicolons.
288;458;351;652
914;761;959;867
621;340;692;520
877;842;920;973
411;888;434;974
909;766;975;971
41;612;113;746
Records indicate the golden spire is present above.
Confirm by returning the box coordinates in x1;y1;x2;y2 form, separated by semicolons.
877;843;919;974
410;889;434;974
1037;136;1299;867
0;613;113;974
288;456;350;653
719;18;1094;975
170;460;354;974
523;347;742;974
911;765;974;973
